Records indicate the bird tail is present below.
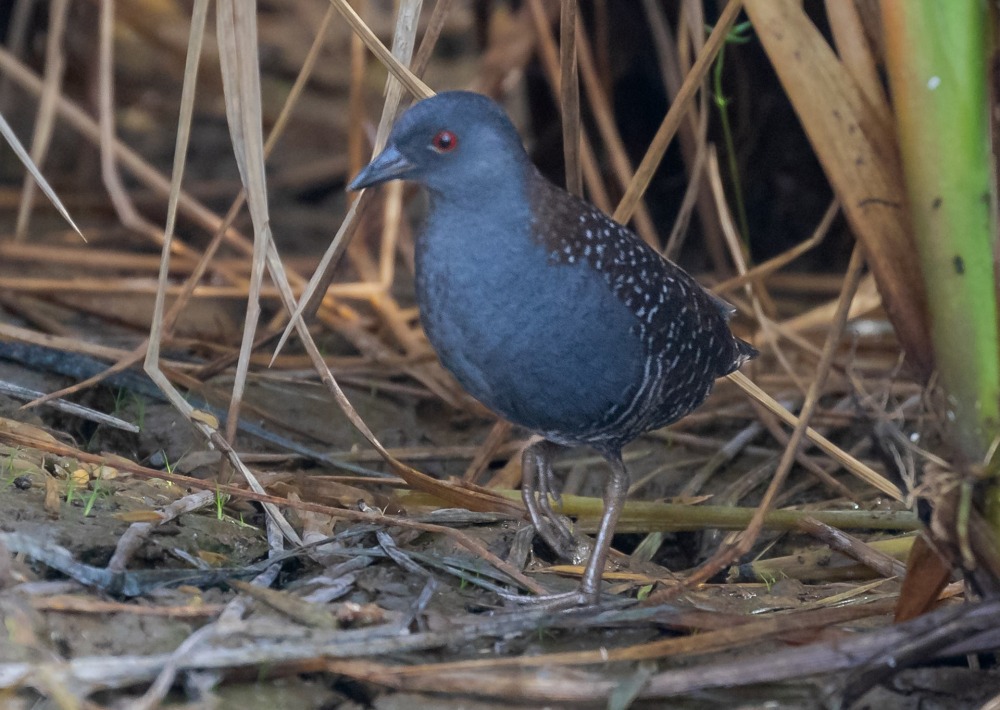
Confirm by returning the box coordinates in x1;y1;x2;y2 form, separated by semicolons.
736;338;758;365
721;338;758;376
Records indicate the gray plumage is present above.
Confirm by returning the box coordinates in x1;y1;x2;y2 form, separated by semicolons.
350;91;756;605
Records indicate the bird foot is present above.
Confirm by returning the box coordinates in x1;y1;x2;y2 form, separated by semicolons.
522;439;587;560
498;586;635;611
498;588;602;610
532;511;590;561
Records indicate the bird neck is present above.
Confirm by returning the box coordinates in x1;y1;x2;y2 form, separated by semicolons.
423;163;537;251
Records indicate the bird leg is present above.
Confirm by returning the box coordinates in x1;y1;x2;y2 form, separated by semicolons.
521;439;576;557
505;448;630;608
578;451;629;600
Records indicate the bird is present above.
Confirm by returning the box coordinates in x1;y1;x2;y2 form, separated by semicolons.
349;91;757;606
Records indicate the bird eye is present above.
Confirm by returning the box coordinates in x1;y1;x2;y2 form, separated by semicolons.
431;129;458;153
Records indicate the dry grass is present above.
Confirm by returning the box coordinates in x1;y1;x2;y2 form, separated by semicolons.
0;0;992;707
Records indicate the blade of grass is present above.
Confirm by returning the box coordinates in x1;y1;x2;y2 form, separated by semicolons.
0;109;81;239
14;0;69;241
743;0;932;376
559;0;581;195
613;0;742;224
882;1;1000;463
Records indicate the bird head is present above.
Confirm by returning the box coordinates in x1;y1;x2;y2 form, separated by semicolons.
348;91;530;199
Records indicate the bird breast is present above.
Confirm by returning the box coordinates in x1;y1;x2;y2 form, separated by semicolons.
414;208;648;443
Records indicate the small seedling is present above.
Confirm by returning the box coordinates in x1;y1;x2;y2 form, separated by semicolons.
1;451;20;486
112;389;147;430
83;479;103;516
710;19;754;246
215;485;229;521
112;387;127;416
64;474;78;505
757;570;778;592
129;392;147;430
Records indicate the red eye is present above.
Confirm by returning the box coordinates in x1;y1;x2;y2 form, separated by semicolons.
431;129;458;153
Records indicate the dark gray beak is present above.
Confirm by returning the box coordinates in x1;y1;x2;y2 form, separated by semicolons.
348;144;414;191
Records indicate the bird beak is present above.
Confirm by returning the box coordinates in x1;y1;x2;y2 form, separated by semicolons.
348;144;415;191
